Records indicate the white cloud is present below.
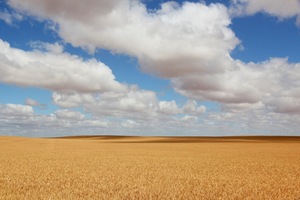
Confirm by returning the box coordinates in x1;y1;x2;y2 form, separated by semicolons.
52;86;206;120
158;101;180;115
5;0;243;102
230;0;300;23
249;58;300;114
83;88;159;119
54;109;85;120
174;57;300;115
0;103;110;136
6;0;239;74
0;102;299;136
1;0;300;136
266;97;300;114
181;115;198;123
121;119;138;128
0;104;34;117
52;92;94;108
0;39;125;93
0;37;208;134
172;64;262;104
222;102;264;113
183;100;206;115
7;2;300;111
29;41;64;54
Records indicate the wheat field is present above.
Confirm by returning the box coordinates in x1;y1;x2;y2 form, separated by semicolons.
0;136;300;199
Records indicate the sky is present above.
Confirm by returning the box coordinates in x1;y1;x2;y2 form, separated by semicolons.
0;0;300;137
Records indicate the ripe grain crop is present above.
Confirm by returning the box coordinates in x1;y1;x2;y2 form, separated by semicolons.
0;136;300;199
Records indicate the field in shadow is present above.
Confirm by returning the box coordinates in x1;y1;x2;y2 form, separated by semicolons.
56;135;300;143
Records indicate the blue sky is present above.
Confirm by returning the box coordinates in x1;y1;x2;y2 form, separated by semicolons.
0;0;300;137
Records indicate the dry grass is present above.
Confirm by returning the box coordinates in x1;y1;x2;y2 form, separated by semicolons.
0;136;300;199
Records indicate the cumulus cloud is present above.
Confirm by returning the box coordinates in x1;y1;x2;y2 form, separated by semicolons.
0;104;34;117
0;39;125;93
158;101;181;115
6;0;238;74
54;109;85;120
121;119;139;128
230;0;300;25
248;58;300;114
172;63;262;104
5;0;241;100
0;103;203;136
52;86;206;120
2;0;300;136
0;103;110;136
181;115;198;123
5;0;300;113
183;100;206;115
52;92;94;108
169;55;300;116
206;107;300;136
53;88;158;119
0;36;207;132
0;102;298;136
28;41;64;54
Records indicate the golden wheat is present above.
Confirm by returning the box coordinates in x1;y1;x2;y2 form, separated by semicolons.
0;136;300;199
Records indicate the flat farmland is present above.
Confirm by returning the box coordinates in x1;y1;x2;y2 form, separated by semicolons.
0;136;300;199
